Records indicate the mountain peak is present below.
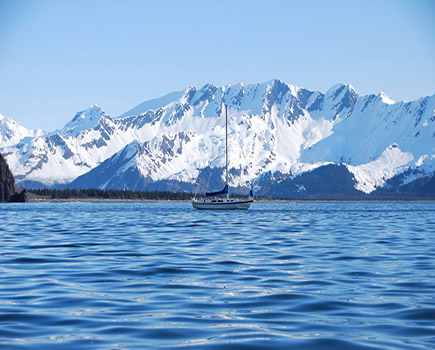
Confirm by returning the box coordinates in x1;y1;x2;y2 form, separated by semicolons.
347;83;356;92
0;113;46;147
268;78;287;85
267;78;292;90
71;105;104;121
323;83;359;119
378;91;395;105
326;83;357;97
116;139;142;161
125;139;141;150
270;77;284;84
184;86;195;93
201;83;216;90
63;105;106;136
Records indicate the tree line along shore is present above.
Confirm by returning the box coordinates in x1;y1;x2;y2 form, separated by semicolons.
28;188;196;201
23;188;435;202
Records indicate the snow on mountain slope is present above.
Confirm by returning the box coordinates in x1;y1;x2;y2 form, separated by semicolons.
2;79;343;186
118;90;185;118
1;79;433;194
301;92;435;192
69;132;199;190
0;113;45;147
347;144;414;193
68;140;148;190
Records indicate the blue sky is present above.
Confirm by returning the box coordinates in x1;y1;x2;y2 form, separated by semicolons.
0;0;434;130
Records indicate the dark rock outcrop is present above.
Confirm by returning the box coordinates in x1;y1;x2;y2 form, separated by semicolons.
0;153;27;202
0;153;16;202
8;189;28;203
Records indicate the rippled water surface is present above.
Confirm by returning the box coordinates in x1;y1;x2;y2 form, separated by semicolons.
1;202;434;349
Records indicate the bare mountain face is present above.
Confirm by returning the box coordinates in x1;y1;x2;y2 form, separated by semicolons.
1;79;434;197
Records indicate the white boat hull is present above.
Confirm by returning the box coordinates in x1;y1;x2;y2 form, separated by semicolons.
192;198;253;210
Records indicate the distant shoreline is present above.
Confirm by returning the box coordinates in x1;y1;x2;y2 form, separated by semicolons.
24;195;435;204
19;188;435;203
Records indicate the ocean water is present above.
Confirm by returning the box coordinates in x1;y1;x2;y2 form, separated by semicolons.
0;202;434;350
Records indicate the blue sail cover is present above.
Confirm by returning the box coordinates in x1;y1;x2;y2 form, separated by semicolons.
205;185;228;197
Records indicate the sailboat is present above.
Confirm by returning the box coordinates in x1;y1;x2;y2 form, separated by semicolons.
192;104;254;210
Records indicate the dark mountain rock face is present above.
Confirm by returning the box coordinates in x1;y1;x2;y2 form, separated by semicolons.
259;164;362;199
373;173;435;198
0;153;16;202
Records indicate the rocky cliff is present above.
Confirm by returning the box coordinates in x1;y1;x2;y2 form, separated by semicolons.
0;153;16;202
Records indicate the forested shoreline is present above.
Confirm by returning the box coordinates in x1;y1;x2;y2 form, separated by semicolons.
25;188;434;202
29;188;195;200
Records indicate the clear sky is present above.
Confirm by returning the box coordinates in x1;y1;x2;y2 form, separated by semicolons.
0;0;434;130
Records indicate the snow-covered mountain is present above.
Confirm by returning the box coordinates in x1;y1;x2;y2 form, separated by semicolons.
1;79;434;196
0;113;44;147
301;92;435;192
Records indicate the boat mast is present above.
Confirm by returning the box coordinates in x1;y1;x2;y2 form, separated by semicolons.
225;103;229;199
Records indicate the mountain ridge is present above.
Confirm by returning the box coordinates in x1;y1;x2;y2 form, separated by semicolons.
0;79;434;197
